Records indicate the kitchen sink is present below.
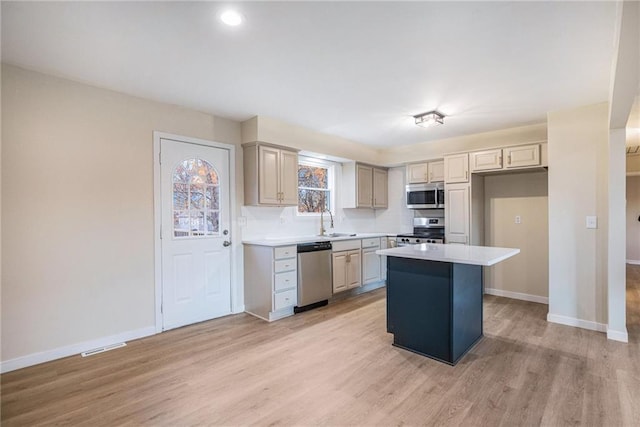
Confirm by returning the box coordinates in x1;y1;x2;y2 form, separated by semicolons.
324;232;357;237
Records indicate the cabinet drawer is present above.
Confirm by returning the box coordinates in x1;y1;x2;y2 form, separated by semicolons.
274;258;296;273
274;289;297;311
274;245;296;260
274;270;297;292
361;237;381;248
332;239;361;252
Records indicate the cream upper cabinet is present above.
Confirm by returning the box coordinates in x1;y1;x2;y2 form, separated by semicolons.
373;168;388;208
357;164;373;207
407;160;444;184
243;143;299;206
470;149;503;172
469;144;542;173
279;149;299;205
445;183;470;244
258;145;281;204
504;144;540;169
343;162;388;209
444;153;469;183
407;162;429;184
429;161;445;182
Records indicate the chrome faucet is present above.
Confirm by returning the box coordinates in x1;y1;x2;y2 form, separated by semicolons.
319;208;334;236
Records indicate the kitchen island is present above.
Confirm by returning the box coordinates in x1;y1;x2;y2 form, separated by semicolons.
376;243;519;365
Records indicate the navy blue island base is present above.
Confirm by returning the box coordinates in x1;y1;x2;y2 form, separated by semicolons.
386;256;484;365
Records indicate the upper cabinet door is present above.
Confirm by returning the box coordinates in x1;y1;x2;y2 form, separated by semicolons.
258;145;281;205
429;161;445;182
444;153;469;183
279;149;299;205
356;164;373;208
407;162;429;184
504;144;540;168
373;168;388;208
470;149;503;172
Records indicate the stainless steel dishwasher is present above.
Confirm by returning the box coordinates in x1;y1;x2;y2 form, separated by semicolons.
295;241;333;313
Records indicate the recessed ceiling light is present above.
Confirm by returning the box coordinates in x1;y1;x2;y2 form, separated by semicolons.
220;10;243;26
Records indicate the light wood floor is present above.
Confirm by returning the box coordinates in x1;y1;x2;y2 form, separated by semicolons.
2;268;640;426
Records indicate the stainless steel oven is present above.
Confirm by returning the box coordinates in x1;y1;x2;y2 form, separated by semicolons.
397;217;445;246
406;183;444;209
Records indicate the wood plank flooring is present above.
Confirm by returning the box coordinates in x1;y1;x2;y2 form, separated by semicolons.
2;269;640;426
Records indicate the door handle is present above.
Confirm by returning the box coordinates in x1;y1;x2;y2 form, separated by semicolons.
223;241;231;247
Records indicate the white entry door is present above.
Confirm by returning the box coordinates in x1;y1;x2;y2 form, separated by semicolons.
160;138;232;330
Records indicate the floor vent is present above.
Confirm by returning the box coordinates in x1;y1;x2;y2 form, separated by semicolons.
81;342;127;357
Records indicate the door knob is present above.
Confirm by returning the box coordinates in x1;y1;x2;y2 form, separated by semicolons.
223;241;231;247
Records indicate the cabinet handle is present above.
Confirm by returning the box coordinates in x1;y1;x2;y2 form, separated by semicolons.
465;171;468;180
508;154;511;165
429;172;433;181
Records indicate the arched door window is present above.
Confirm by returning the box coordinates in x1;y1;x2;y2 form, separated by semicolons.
172;158;220;238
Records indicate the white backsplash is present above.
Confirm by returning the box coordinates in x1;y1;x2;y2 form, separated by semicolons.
240;166;413;241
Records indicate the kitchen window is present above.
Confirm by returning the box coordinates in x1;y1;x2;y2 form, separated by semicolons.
297;157;335;214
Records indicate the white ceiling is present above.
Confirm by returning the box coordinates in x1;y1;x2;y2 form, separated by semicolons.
1;1;619;147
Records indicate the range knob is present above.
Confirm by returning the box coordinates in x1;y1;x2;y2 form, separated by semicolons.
416;239;421;243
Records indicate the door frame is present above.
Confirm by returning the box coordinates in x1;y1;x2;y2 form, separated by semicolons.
153;131;238;333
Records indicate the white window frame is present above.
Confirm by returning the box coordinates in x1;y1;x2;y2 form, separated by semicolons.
297;156;336;216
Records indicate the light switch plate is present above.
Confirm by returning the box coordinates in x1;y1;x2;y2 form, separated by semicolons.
586;216;597;229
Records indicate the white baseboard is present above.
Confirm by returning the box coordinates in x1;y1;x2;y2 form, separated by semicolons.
0;326;156;374
484;288;548;304
547;313;607;332
626;259;640;265
606;328;629;343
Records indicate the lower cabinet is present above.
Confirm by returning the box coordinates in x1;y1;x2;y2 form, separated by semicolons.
362;237;382;285
332;250;361;293
244;244;298;321
332;238;387;293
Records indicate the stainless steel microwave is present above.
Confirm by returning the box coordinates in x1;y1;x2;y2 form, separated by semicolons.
406;183;445;209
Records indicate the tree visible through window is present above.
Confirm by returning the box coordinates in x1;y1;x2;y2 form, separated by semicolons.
298;160;333;214
172;158;220;237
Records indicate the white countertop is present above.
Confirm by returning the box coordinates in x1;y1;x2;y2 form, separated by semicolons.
243;232;391;247
376;243;520;266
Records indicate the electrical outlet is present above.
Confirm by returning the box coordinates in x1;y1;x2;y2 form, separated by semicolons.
279;217;287;225
515;215;521;224
237;216;247;227
586;216;597;229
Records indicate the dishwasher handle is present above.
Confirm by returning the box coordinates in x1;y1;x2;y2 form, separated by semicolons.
297;241;332;253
